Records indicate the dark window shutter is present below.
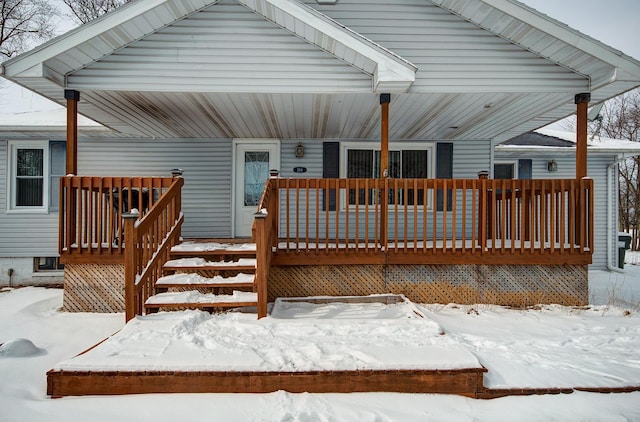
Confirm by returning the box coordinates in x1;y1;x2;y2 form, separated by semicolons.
518;159;532;180
323;142;339;211
436;143;453;211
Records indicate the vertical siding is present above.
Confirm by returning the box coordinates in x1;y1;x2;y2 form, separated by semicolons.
77;138;233;238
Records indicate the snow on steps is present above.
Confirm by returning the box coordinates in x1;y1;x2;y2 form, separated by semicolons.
155;272;255;289
163;257;256;273
145;290;258;310
170;242;256;257
150;241;259;313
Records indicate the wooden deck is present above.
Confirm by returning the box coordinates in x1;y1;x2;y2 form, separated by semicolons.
47;368;487;398
46;367;640;399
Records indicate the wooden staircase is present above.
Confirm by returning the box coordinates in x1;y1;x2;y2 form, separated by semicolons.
144;241;259;313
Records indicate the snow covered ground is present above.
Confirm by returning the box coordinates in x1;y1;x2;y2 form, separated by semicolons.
1;254;640;421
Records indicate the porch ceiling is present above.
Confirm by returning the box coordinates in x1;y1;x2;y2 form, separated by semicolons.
73;90;571;140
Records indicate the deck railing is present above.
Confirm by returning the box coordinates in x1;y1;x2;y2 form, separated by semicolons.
124;177;184;321
259;177;593;265
253;177;279;319
59;176;176;262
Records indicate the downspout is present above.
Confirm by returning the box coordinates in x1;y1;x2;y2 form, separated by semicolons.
607;157;625;273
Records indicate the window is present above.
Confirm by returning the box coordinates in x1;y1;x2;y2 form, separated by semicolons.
8;141;65;212
494;160;532;180
494;162;516;180
34;257;64;272
342;143;433;206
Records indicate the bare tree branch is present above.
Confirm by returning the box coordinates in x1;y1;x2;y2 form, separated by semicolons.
0;0;56;59
62;0;130;24
599;89;640;250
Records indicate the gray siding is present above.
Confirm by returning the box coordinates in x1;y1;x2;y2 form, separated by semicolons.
77;138;233;239
307;0;586;93
0;139;60;257
70;1;371;93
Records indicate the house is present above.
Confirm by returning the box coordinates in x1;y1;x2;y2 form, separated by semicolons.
2;0;640;317
0;109;110;286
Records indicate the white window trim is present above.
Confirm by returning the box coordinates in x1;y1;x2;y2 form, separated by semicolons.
340;142;436;211
7;140;50;214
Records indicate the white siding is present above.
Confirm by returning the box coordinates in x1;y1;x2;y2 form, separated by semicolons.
77;138;233;238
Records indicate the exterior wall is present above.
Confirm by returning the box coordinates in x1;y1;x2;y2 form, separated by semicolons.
0;139;61;259
0;257;63;287
77;137;233;238
268;264;588;307
493;152;619;270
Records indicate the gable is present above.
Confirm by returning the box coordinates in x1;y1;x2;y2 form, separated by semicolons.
68;0;374;93
308;0;588;93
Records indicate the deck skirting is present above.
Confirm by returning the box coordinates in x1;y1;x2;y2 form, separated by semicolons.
61;262;588;313
268;264;588;306
63;263;125;313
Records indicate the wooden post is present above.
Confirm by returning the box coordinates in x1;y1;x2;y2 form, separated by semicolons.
65;90;80;175
64;90;80;246
477;171;489;251
575;93;590;244
254;212;268;319
123;211;139;323
380;94;390;249
575;93;590;180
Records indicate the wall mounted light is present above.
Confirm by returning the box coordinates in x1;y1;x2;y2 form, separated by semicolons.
547;159;558;172
295;142;304;158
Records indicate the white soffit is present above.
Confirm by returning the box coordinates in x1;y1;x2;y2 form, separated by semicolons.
237;0;417;92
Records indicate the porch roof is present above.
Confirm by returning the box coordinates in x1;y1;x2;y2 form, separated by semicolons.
1;0;640;142
496;129;640;156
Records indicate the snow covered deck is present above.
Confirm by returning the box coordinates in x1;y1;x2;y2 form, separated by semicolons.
47;295;487;397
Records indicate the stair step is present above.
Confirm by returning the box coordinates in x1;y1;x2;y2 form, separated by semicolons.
145;290;258;310
170;242;256;258
155;272;255;289
163;257;256;273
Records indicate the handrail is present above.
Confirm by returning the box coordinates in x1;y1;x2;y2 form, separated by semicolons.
252;177;278;318
59;175;175;261
124;176;184;321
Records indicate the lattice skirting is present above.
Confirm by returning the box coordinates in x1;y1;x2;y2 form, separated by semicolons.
269;265;588;306
63;264;125;313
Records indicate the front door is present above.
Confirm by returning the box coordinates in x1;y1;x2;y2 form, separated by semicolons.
233;140;280;237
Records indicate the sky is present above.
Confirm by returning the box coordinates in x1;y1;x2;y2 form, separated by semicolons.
1;0;639;114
